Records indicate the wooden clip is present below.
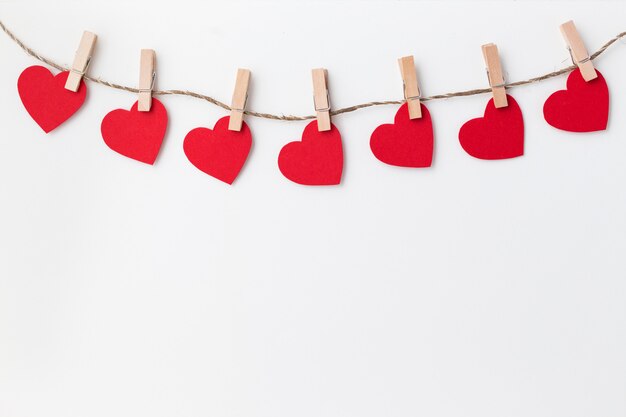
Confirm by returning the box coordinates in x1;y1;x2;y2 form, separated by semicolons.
560;20;597;82
138;49;156;112
64;31;97;92
312;68;331;131
228;68;251;131
398;55;422;119
482;43;508;108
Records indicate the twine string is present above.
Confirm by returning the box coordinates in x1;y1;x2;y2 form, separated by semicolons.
1;19;624;121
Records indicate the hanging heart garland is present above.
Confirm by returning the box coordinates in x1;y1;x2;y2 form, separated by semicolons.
4;19;623;185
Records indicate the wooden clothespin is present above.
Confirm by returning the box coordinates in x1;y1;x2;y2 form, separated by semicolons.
138;49;156;112
560;20;597;82
312;68;331;131
482;43;508;108
398;55;422;119
228;68;251;131
64;31;97;92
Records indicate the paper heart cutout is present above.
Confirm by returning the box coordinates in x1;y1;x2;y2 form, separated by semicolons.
17;65;87;133
183;116;253;185
278;120;343;185
370;102;434;167
543;68;609;132
101;98;168;165
459;94;524;160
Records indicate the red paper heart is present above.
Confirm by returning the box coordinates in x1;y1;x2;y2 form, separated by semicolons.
543;68;609;132
278;121;343;185
17;66;86;133
370;102;434;167
183;116;252;184
101;98;168;165
459;94;524;160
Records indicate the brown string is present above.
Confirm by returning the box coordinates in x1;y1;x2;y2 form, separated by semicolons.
1;19;624;121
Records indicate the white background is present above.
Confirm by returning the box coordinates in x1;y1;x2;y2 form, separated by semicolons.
1;1;625;416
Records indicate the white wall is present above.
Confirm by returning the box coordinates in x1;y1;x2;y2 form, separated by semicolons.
1;1;625;417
